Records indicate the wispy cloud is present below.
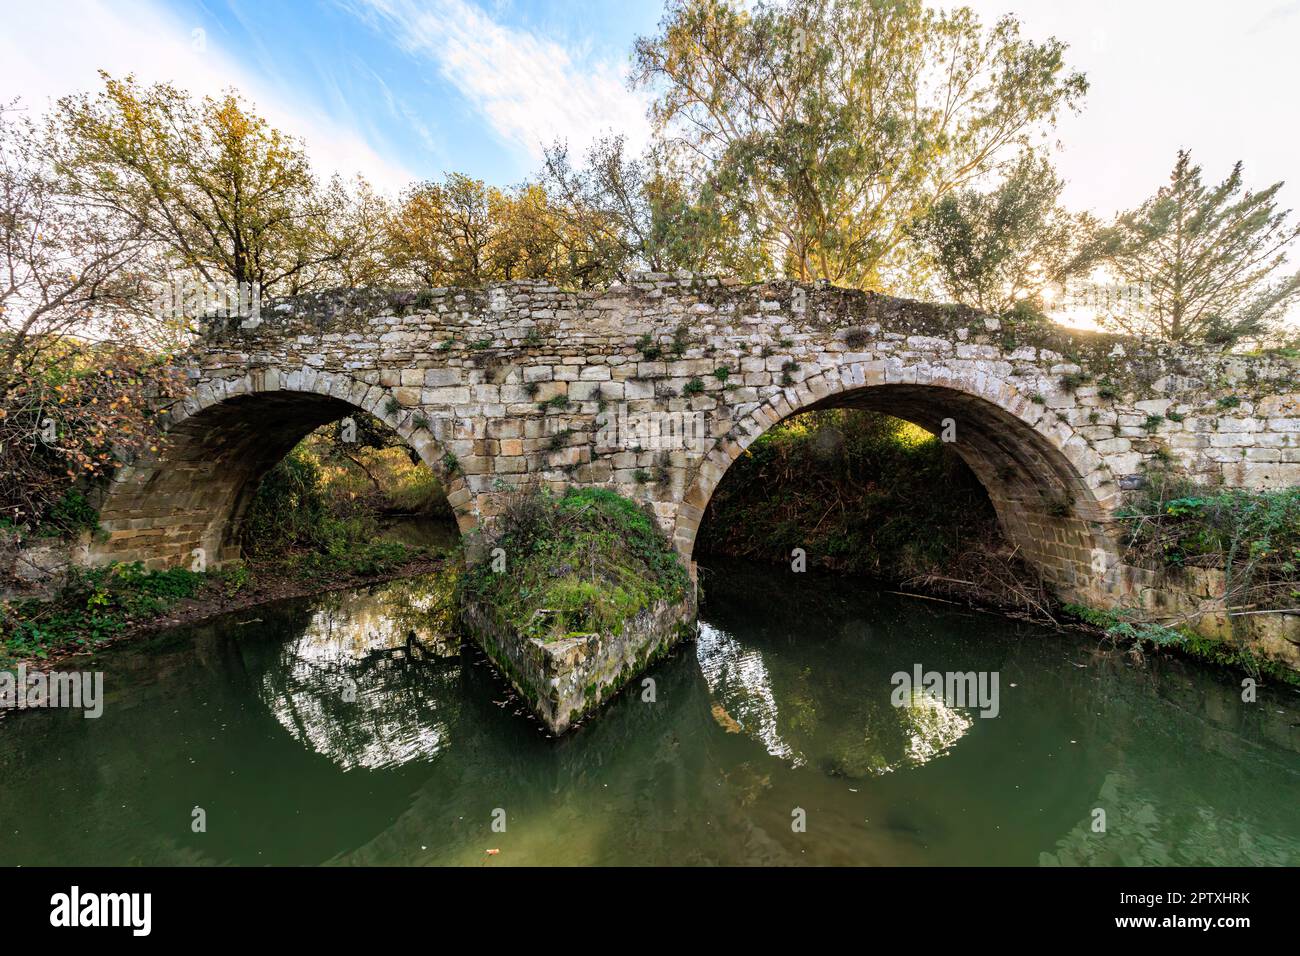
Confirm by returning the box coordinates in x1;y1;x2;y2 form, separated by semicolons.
0;0;419;192
1246;1;1300;33
343;0;650;162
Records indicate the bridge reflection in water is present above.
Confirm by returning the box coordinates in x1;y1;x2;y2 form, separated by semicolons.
1;562;1296;866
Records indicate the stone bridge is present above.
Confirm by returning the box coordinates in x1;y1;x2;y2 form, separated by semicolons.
90;275;1300;611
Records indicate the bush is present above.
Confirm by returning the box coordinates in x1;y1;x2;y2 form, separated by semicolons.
1118;475;1300;609
0;340;185;531
241;446;331;554
2;562;204;661
40;488;100;538
459;486;689;641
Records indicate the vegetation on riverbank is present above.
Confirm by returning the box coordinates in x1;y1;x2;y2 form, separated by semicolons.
1;422;458;665
695;409;1053;617
1062;472;1300;686
459;486;690;642
1061;603;1300;687
1117;474;1300;613
0;540;445;666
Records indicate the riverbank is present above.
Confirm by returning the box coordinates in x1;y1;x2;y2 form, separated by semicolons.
1;538;455;670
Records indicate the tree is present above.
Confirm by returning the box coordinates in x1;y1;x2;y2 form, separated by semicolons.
489;182;609;286
1103;151;1300;344
1;103;183;530
386;173;500;287
0;104;158;390
299;175;395;291
633;0;1087;289
48;73;372;297
910;152;1102;314
540;135;767;283
387;170;629;289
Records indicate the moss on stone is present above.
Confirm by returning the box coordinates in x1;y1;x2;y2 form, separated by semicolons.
458;486;690;643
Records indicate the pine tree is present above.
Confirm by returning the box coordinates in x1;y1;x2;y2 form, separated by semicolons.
1105;151;1300;344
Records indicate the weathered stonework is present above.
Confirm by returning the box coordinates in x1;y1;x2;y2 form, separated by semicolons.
84;275;1300;660
1;530;87;600
460;594;696;733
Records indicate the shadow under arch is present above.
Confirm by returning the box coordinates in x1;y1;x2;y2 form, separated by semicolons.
90;368;472;569
676;371;1123;606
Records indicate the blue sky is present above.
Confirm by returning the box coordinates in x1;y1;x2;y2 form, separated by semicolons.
3;0;666;191
3;0;1298;220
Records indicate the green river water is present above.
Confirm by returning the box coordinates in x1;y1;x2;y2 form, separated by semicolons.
2;560;1297;866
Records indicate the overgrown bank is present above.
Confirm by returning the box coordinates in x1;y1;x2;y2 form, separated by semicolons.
1071;473;1300;685
1;421;459;666
695;409;1053;618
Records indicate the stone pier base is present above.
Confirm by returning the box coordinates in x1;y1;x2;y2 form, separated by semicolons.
460;596;697;734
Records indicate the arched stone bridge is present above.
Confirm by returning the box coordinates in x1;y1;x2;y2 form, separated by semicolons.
91;275;1300;609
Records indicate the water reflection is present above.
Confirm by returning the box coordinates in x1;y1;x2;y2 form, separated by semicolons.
697;621;803;765
0;559;1296;866
261;576;461;770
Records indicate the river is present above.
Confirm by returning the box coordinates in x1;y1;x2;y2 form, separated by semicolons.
2;559;1296;865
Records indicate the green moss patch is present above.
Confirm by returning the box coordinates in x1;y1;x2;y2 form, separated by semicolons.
459;487;690;642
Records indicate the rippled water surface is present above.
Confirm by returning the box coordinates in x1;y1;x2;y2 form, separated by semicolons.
2;561;1297;865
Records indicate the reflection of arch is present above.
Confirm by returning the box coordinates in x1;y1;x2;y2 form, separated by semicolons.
676;363;1122;604
90;367;472;568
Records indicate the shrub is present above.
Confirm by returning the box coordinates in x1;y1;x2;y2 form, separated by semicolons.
0;340;185;531
1118;475;1300;611
459;486;689;641
241;447;330;555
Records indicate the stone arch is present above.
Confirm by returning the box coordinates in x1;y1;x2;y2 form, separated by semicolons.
89;366;473;569
674;362;1124;606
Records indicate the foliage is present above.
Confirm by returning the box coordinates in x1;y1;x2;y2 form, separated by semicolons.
1118;473;1300;611
1101;150;1300;343
540;135;759;281
1062;603;1188;648
0;339;184;529
1;562;204;661
39;488;100;538
1061;603;1299;686
633;0;1087;288
240;436;445;577
49;73;385;295
386;171;618;289
459;486;690;641
696;410;995;578
0;103;166;391
241;446;331;554
910;152;1103;314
